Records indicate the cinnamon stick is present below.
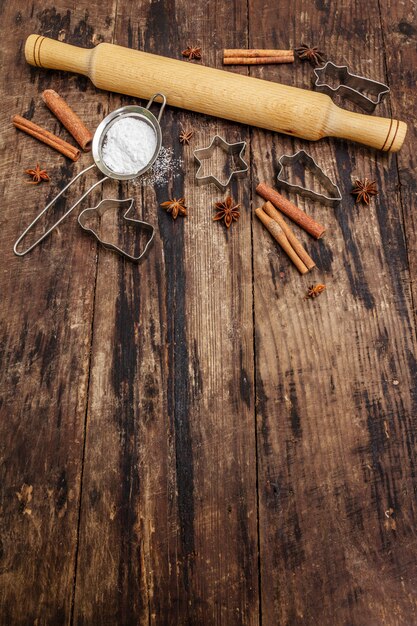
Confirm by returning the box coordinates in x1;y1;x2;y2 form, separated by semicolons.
224;49;294;58
263;201;316;270
42;89;93;151
12;115;80;161
255;207;308;274
256;182;326;239
223;55;294;65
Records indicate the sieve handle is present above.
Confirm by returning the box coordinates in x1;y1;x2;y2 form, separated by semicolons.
14;164;107;256
146;93;167;123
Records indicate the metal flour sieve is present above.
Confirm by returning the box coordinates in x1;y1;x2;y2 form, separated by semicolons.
14;93;166;257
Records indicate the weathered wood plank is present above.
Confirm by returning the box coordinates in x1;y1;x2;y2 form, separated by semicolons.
379;0;417;318
248;1;417;624
72;1;259;624
2;0;416;623
0;3;116;624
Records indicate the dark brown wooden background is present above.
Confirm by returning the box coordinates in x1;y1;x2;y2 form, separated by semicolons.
1;0;417;624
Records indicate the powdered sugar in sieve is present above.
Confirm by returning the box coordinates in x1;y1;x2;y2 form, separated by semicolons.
101;116;157;176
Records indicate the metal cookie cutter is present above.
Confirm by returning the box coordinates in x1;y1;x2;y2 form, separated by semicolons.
78;198;155;263
14;93;166;257
276;150;342;207
313;61;390;113
194;135;248;191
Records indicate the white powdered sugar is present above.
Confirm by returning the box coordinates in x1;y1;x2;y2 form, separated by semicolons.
101;117;157;175
135;146;183;187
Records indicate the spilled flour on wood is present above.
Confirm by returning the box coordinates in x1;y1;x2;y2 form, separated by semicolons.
133;146;183;187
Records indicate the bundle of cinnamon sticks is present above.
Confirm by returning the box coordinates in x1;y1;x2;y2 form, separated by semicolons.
12;89;93;161
223;49;294;65
255;182;326;274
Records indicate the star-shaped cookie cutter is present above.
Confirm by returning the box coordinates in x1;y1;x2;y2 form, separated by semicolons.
194;135;248;191
276;150;342;207
78;197;155;263
313;61;390;113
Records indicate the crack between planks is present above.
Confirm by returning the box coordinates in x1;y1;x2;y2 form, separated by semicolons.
376;0;417;340
69;242;100;626
250;157;263;626
246;1;263;624
70;4;120;623
140;178;153;626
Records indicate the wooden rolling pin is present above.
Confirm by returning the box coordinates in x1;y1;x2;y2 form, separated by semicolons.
25;35;406;152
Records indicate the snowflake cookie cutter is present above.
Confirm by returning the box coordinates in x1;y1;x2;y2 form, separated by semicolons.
276;150;342;207
193;135;248;192
78;197;155;263
313;61;390;113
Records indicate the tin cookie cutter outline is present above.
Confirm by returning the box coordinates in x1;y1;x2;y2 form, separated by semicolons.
276;150;342;207
78;197;155;263
194;135;248;191
313;61;390;113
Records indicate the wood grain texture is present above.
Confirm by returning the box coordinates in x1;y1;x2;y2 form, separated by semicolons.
0;2;115;624
379;0;417;320
249;0;417;624
1;0;417;624
72;0;258;624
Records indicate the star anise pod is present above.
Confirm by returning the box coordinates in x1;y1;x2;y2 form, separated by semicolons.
305;284;326;299
351;178;378;204
182;46;202;61
213;196;240;229
25;163;50;184
160;197;187;219
179;129;194;144
295;43;325;66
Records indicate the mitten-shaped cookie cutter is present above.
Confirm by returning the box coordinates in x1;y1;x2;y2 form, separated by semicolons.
78;198;155;263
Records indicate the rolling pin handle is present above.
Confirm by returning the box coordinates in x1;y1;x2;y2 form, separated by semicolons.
325;105;407;153
25;34;91;75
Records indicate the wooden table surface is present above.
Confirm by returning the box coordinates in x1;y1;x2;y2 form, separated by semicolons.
1;0;417;624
